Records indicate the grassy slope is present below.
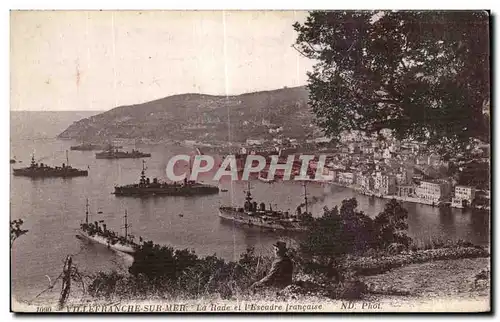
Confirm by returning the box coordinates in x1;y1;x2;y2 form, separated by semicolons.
360;257;490;312
16;246;490;312
18;257;490;313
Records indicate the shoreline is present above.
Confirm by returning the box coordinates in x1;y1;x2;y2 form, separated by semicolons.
53;137;489;212
328;182;490;211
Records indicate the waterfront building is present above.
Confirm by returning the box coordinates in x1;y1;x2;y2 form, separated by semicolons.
373;172;382;191
359;173;374;191
331;169;340;182
415;180;452;203
451;185;476;208
380;174;397;195
324;168;336;182
339;172;355;185
395;168;414;185
367;176;375;191
355;171;365;187
398;185;415;197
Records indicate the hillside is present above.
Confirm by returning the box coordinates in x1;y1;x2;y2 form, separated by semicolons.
57;86;318;143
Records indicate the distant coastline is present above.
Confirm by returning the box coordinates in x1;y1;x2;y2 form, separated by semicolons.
10;110;104;141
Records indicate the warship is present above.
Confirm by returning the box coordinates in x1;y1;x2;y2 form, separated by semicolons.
77;200;137;254
113;160;219;197
218;182;313;232
95;147;151;159
12;152;88;178
70;143;122;151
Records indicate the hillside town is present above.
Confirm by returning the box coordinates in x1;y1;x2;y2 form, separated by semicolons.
321;132;490;210
184;126;490;211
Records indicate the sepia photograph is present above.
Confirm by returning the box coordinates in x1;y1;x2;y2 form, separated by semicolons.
9;9;491;313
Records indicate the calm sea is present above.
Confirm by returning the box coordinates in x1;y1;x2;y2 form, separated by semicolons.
10;111;490;301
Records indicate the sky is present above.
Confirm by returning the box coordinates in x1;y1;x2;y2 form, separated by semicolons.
10;10;315;111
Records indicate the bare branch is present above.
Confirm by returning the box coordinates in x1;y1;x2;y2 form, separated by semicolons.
305;41;321;54
291;44;309;58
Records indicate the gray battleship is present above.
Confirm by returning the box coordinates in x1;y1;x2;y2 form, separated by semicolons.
113;161;219;197
218;182;313;232
13;153;88;178
95;147;151;159
77;200;137;254
70;143;122;151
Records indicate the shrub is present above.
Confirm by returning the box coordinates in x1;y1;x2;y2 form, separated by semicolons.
89;245;275;300
10;219;28;248
299;198;412;278
373;199;412;248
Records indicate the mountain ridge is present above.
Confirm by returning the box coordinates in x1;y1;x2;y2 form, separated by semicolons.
58;85;319;143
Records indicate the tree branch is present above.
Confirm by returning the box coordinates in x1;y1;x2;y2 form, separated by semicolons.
291;44;309;58
400;57;408;72
305;41;321;54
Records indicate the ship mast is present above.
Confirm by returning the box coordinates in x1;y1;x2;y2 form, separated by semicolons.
66;150;69;166
188;155;193;180
140;160;146;184
245;181;252;202
85;198;89;224
30;154;36;167
303;181;308;214
123;210;130;241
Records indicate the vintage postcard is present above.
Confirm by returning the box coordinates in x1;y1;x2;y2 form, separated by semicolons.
10;10;490;313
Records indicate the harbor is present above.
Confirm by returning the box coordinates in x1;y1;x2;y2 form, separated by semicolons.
10;119;490;301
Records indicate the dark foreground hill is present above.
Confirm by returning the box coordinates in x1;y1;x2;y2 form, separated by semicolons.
58;86;318;143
